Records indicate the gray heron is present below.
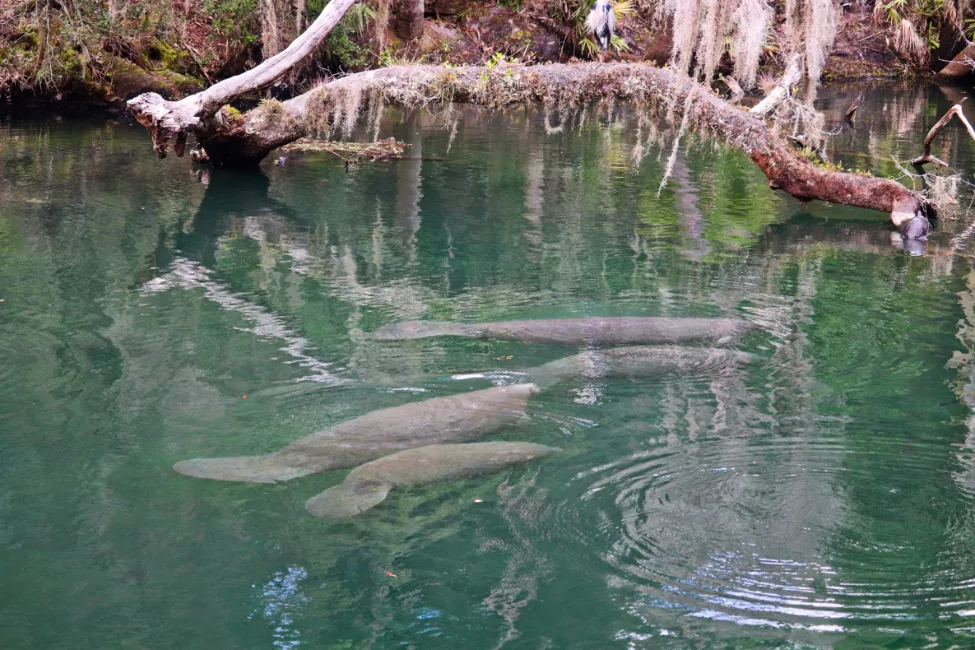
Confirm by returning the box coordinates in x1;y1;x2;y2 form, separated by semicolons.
586;0;616;51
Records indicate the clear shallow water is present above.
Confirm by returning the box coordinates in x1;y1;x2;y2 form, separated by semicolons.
2;83;975;649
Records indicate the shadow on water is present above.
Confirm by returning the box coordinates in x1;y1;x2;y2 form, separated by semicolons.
172;168;299;266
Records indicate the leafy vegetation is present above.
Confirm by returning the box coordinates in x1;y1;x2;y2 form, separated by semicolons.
1;0;971;100
873;0;975;66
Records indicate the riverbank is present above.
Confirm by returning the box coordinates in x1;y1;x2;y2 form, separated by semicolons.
0;0;927;111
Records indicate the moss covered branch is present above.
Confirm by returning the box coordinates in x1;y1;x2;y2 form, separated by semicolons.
182;62;927;234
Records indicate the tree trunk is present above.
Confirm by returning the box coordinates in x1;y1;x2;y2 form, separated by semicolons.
394;0;424;41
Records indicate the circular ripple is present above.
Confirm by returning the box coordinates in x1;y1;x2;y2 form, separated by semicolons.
543;413;975;640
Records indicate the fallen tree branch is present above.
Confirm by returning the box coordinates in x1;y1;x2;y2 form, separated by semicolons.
912;103;975;167
183;62;927;235
126;0;358;158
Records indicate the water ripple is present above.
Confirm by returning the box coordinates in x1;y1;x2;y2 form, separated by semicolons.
544;421;975;638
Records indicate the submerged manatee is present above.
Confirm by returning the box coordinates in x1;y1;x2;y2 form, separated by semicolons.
306;442;560;518
174;384;538;483
529;345;761;388
372;317;756;346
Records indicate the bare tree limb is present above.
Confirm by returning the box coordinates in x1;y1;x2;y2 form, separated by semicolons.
126;0;359;158
912;103;975;167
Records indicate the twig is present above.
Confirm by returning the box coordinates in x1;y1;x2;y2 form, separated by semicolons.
912;101;975;167
180;37;214;85
855;31;881;43
891;155;921;191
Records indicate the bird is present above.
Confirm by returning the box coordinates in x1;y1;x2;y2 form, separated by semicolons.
586;0;616;51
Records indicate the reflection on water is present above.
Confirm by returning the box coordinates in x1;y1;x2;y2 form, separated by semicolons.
143;258;343;385
2;83;975;649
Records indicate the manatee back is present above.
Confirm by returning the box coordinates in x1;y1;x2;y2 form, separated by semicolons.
584;345;760;375
482;317;755;345
530;345;760;385
287;384;538;454
371;320;472;340
307;442;559;518
348;441;560;488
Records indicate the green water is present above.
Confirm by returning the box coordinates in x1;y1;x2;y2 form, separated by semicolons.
3;83;975;649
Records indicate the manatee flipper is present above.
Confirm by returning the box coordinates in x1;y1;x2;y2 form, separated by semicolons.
306;480;392;518
173;455;318;484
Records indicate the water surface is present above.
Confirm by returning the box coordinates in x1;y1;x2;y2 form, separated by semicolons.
3;83;975;649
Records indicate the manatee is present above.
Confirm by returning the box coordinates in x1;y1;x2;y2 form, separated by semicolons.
529;345;762;388
371;317;757;346
174;384;538;483
306;442;560;518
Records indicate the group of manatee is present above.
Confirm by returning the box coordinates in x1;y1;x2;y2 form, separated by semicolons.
175;316;759;518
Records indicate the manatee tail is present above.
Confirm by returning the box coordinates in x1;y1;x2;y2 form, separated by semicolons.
306;480;392;518
521;356;584;390
174;454;318;484
371;320;475;341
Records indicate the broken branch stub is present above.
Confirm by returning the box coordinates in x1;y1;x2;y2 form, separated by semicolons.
719;76;745;105
912;103;975;167
126;0;359;158
845;94;861;124
750;55;802;118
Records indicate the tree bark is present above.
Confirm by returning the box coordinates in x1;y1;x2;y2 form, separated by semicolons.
394;0;424;41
